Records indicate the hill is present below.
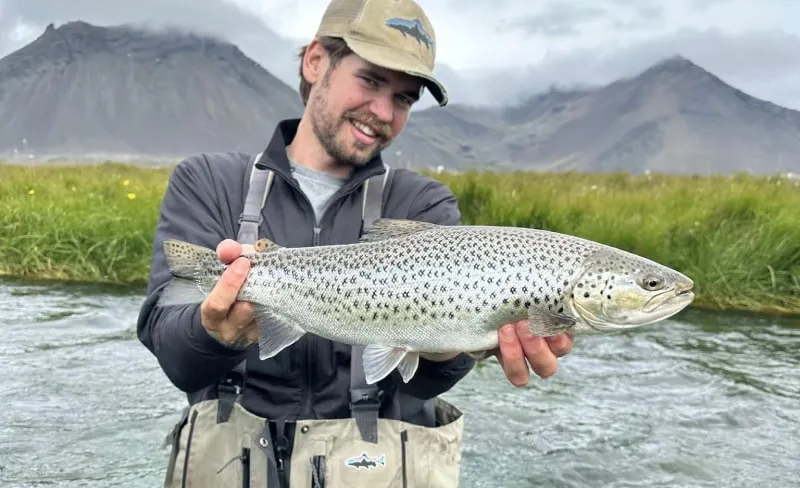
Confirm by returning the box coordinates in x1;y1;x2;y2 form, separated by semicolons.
0;21;303;159
0;21;797;174
394;56;800;174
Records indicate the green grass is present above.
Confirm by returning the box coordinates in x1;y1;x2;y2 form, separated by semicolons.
1;162;798;316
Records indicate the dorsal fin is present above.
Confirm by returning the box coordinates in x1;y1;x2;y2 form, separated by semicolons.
359;218;439;243
254;237;283;253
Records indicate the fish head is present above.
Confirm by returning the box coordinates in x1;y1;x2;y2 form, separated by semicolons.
569;248;694;333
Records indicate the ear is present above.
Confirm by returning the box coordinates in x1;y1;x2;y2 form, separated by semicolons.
301;39;329;86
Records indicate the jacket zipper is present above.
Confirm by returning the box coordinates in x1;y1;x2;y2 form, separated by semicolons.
248;164;382;486
279;172;373;420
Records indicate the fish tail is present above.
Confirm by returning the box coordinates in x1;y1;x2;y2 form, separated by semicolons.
157;239;223;307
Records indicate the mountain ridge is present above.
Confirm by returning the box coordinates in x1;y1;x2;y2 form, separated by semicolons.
1;20;798;175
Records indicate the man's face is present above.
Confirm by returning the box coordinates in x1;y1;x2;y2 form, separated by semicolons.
305;47;422;166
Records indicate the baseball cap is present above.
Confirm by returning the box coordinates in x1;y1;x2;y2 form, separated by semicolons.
315;0;448;106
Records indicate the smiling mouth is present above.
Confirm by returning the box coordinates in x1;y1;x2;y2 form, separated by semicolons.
351;119;377;137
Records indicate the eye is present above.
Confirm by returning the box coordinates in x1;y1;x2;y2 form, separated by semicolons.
394;94;413;106
641;275;664;291
358;75;378;88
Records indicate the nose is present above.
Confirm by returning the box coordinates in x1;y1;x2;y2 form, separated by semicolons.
370;93;394;123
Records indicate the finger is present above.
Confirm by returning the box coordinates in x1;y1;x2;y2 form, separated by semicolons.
216;239;244;264
545;333;574;358
497;322;530;387
516;321;558;379
244;319;260;344
202;257;250;323
228;300;255;330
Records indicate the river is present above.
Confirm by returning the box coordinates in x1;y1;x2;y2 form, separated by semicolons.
0;278;798;488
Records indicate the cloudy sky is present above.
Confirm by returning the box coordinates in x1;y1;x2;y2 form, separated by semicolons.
1;0;798;109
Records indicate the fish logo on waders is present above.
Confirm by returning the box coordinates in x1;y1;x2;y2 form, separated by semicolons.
345;452;386;469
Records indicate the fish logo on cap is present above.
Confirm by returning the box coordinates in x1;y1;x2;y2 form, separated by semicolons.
384;17;434;50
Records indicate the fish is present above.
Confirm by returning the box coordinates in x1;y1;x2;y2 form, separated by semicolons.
156;218;695;385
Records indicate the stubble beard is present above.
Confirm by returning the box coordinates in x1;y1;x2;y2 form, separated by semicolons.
309;75;393;167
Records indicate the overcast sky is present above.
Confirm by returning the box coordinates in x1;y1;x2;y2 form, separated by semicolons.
1;0;798;109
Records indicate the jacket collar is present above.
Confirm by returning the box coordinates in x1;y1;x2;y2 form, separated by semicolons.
255;118;387;185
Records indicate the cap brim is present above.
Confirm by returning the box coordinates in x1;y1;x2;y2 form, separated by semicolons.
342;37;448;107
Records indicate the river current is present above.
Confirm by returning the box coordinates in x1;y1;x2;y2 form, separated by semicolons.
1;278;798;487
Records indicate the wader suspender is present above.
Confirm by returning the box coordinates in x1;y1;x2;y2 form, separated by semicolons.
223;152;393;444
350;165;393;444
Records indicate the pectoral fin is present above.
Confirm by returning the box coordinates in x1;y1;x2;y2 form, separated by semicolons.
526;307;577;336
253;305;306;360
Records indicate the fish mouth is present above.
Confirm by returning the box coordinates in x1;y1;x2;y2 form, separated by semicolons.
644;284;694;313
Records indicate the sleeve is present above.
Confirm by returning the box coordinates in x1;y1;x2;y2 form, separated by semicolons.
136;155;249;393
395;175;477;399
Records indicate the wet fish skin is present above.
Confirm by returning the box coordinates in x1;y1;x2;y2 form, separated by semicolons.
157;218;694;385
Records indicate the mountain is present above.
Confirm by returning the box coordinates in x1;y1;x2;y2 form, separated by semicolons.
1;21;797;175
395;55;800;174
0;21;303;159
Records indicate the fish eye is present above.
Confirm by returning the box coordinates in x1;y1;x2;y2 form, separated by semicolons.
641;275;664;291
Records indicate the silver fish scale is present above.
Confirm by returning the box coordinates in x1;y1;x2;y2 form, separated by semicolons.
240;225;602;352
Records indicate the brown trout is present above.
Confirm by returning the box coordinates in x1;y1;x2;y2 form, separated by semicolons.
157;218;695;384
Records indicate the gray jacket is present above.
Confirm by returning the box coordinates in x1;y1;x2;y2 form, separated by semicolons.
136;119;476;441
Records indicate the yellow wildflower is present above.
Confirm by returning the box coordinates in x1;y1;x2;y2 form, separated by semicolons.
127;192;136;200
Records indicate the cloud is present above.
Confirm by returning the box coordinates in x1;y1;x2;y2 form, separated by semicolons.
0;0;301;85
1;0;798;110
469;26;800;110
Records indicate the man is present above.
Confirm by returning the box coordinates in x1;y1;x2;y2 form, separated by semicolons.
137;0;573;486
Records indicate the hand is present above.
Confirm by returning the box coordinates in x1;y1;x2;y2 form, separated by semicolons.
199;239;258;350
495;320;573;386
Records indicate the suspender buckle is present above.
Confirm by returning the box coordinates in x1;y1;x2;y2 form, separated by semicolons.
238;212;263;225
216;369;245;424
349;387;383;407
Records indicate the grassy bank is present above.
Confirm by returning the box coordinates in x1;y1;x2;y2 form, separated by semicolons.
1;162;798;315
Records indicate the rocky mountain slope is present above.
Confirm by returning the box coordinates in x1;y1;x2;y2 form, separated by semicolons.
1;21;797;174
393;56;800;174
0;21;303;158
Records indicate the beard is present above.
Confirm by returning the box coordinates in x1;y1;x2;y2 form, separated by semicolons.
307;74;394;166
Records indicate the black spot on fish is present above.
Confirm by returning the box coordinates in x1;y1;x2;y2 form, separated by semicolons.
583;292;589;298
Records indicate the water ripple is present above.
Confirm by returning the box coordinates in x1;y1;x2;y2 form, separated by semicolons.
1;280;798;488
